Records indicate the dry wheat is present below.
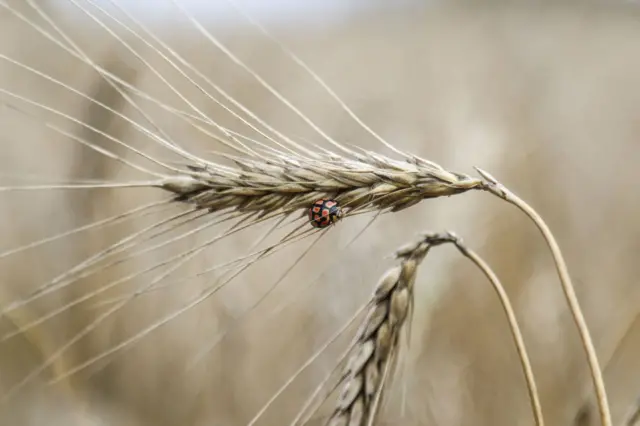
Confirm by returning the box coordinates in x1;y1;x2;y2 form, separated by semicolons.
312;229;547;426
318;233;435;426
0;2;626;425
160;152;482;220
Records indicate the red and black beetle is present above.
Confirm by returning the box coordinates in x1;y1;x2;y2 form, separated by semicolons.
308;199;343;229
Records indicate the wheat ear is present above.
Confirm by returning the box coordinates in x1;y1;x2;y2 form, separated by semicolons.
323;230;545;426
160;152;481;218
476;167;612;426
321;233;432;426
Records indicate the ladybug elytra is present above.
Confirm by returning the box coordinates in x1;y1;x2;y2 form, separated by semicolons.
308;199;343;229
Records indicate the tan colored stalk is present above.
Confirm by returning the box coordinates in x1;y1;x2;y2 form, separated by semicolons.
423;232;544;426
476;167;611;426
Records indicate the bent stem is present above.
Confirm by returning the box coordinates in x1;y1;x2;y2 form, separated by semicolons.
422;232;544;426
475;167;612;426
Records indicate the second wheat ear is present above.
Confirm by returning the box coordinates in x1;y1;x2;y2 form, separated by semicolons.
322;233;434;426
296;231;544;426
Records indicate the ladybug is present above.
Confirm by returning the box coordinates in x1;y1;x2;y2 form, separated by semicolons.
308;199;343;229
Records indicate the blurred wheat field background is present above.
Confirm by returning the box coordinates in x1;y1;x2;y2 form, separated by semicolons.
1;0;640;425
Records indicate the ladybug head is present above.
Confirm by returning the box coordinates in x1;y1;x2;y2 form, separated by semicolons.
333;207;344;221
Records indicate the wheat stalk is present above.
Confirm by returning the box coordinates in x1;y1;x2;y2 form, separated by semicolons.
476;167;612;426
426;231;545;426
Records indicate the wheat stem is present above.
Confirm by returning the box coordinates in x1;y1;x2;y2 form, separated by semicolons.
475;167;612;426
420;231;544;426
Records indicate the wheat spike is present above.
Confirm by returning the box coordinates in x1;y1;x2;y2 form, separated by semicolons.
161;152;481;219
320;233;437;426
316;230;547;426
